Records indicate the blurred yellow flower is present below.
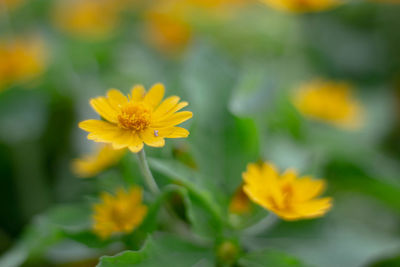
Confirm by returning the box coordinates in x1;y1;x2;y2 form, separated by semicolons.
0;0;24;10
145;7;192;54
0;36;46;91
144;0;248;54
260;0;341;12
243;162;332;220
72;145;125;178
229;184;251;214
92;187;147;239
79;83;192;153
293;79;363;129
52;0;129;39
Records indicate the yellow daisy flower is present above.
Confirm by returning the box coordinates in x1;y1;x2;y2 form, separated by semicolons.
0;0;24;10
0;36;47;91
293;79;363;129
79;83;192;153
92;187;147;239
260;0;341;13
72;145;125;178
52;0;129;39
243;162;332;221
145;7;192;54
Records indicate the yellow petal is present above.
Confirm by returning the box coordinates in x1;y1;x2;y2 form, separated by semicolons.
80;120;130;147
158;127;189;138
107;89;128;108
294;197;333;218
140;128;165;147
154;101;189;121
129;142;144;153
293;177;326;202
90;97;119;123
153;96;180;117
144;83;165;109
279;169;298;184
131;85;146;102
79;119;118;134
110;130;137;149
152;111;192;128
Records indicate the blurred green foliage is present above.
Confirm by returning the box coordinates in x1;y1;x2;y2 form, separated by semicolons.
0;0;400;266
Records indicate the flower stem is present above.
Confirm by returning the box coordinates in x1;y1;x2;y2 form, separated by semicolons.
137;149;160;195
244;213;279;236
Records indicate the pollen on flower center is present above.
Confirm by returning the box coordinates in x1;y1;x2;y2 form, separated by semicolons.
117;103;151;131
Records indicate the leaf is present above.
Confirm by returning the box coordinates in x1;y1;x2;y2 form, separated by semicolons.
238;250;307;267
98;234;214;267
0;214;62;267
148;158;224;237
0;203;96;267
241;194;400;267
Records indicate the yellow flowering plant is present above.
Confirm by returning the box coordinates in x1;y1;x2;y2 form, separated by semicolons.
79;83;192;153
72;145;125;178
0;36;47;91
260;0;342;12
92;187;148;239
243;162;332;220
4;1;400;266
293;79;363;129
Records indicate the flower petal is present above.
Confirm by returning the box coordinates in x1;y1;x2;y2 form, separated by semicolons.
131;85;146;102
79;119;118;134
294;197;333;218
293;177;326;202
140;128;165;147
80;120;130;148
144;83;165;109
158;127;189;138
107;89;128;108
152;111;192;128
90;97;119;123
153;96;180;117
155;101;189;121
129;142;144;153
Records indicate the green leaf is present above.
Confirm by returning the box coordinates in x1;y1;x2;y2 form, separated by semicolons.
239;250;307;267
148;159;224;238
0;203;96;267
98;234;214;267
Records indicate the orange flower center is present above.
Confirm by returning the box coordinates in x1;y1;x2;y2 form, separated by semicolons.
117;103;151;131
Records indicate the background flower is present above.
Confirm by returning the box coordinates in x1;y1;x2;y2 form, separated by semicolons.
72;145;125;178
292;79;363;129
243;162;332;220
92;187;147;239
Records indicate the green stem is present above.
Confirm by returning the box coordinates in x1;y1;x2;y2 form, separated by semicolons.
137;149;160;195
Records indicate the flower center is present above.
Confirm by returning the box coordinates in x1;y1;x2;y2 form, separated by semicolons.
117;103;151;131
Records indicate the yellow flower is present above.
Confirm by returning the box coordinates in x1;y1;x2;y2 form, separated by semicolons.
52;0;129;39
92;187;147;239
0;36;47;91
145;7;192;54
293;79;363;129
144;0;248;54
260;0;341;12
0;0;24;10
229;184;251;214
243;162;332;221
79;83;192;153
72;145;125;178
